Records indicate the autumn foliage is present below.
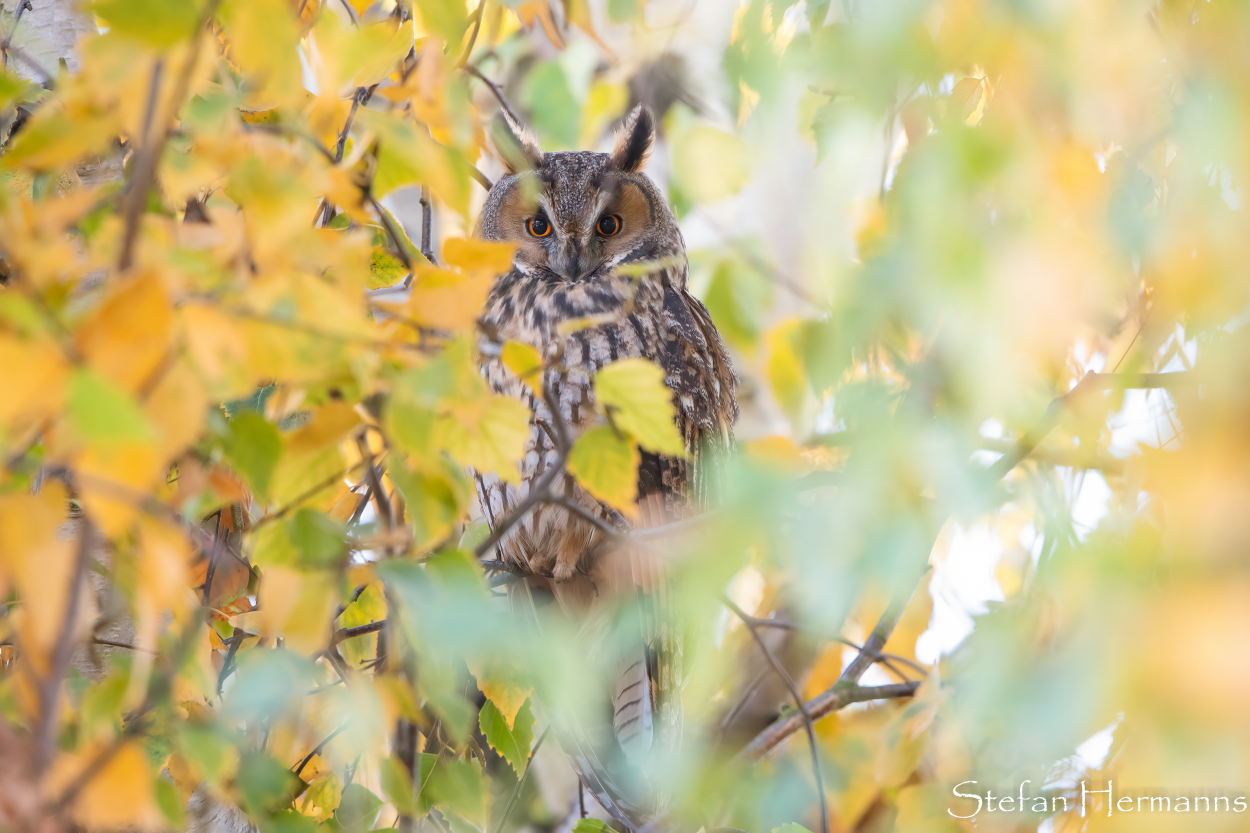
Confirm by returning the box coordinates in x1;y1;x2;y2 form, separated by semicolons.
1;1;1249;833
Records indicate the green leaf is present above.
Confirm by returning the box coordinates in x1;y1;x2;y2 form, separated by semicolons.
288;508;345;567
520;62;580;150
572;821;613;833
155;777;185;827
567;425;638;511
593;358;685;456
380;755;419;817
237;751;305;815
177;724;234;785
91;0;201;48
771;825;816;833
224;411;281;498
478;697;536;777
426;758;486;828
335;783;383;832
362;110;471;217
68;370;156;444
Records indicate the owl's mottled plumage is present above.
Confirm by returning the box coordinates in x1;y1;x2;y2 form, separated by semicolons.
471;107;737;830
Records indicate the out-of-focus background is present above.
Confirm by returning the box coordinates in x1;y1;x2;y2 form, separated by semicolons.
2;1;1249;832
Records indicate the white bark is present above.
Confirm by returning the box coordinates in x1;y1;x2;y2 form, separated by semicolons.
1;0;95;81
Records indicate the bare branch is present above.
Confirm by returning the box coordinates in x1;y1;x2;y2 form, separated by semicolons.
740;682;919;762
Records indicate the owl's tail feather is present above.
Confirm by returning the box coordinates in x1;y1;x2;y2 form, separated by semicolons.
613;650;655;763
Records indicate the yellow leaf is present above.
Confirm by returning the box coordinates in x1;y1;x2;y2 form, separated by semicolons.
74;271;172;393
0;333;70;434
594;358;685;456
764;319;808;422
0;484;79;678
301;773;343;821
671;125;751;204
143;359;208;469
950;76;984;123
567;425;639;513
136;516;193;618
49;742;165;831
467;656;534;730
402;266;494;332
258;565;335;655
442;237;518;274
220;0;304;110
500;341;543;388
435;395;531;483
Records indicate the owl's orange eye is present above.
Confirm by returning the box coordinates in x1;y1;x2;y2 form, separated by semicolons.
527;216;552;237
596;214;622;236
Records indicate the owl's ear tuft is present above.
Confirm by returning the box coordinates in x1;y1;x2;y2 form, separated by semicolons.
610;105;655;173
488;112;544;175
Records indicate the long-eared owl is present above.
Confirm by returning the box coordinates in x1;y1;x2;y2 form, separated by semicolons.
471;106;738;830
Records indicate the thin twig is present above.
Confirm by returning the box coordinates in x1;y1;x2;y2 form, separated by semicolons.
745;617;927;678
369;195;415;270
251;459;372;529
92;637;157;654
419;184;436;264
294;723;349;777
201;510;223;607
331;619;385;644
724;597;829;833
463;65;522;125
543;494;622;541
468;163;493;190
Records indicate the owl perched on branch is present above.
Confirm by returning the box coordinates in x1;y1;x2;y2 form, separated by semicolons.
471;106;738;830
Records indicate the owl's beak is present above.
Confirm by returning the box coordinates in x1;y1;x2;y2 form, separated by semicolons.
552;235;595;281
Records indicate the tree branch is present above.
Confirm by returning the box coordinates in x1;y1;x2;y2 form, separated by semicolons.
331;619;385;644
740;682;919;762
